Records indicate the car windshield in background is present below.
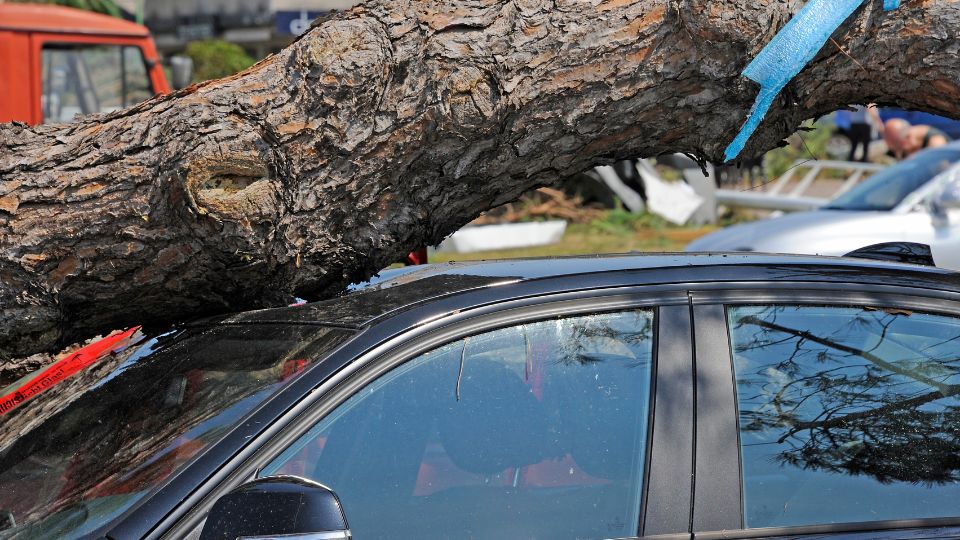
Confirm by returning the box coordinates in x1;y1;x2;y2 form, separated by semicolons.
41;44;154;124
0;324;350;539
824;147;960;211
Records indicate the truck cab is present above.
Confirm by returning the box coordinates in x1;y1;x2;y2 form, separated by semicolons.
0;3;170;125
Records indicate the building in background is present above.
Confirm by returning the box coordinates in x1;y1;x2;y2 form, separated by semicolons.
137;0;359;57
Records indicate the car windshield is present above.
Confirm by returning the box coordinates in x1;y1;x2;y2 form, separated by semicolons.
0;324;351;539
41;44;154;123
824;147;960;211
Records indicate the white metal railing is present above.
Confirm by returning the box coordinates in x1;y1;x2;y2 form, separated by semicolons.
716;159;883;212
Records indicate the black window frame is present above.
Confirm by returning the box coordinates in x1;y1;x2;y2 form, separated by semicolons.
689;286;960;540
160;288;697;540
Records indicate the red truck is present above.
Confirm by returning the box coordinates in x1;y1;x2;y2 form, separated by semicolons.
0;3;172;125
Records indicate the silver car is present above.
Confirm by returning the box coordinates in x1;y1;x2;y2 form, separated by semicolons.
687;143;960;269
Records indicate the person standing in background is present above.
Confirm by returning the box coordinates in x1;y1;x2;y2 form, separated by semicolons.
847;104;883;162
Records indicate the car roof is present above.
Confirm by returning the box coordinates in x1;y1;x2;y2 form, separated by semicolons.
211;252;960;329
0;4;150;37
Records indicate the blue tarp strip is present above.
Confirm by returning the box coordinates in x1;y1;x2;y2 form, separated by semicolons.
724;0;901;162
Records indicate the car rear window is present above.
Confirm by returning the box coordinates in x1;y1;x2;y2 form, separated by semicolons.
0;324;351;538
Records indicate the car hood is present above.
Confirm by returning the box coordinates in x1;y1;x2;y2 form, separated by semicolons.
685;210;916;256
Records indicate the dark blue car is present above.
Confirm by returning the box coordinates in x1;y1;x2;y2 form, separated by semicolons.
2;249;960;540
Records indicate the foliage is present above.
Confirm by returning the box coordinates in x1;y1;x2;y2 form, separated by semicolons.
763;119;835;179
717;207;760;228
11;0;123;17
588;204;671;236
430;220;714;263
183;40;256;83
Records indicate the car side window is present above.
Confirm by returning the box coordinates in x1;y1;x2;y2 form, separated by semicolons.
261;310;655;540
728;305;960;529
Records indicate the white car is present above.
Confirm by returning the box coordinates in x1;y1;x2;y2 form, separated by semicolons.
688;143;960;269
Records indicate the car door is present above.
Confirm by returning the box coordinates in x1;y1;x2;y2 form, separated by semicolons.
167;292;698;540
690;287;960;540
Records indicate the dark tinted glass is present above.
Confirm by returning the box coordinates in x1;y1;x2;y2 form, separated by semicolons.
729;306;960;528
0;325;350;538
263;311;655;540
824;148;960;211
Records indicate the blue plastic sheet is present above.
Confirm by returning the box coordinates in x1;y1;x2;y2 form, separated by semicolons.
724;0;901;162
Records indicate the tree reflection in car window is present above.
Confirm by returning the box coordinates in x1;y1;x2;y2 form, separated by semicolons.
729;305;960;528
262;310;655;540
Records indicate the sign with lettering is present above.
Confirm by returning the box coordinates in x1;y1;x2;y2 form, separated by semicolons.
0;327;142;417
276;10;327;36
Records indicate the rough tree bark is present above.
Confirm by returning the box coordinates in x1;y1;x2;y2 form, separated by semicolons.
1;0;959;365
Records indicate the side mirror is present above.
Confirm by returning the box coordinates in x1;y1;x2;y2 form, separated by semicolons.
199;476;351;540
169;55;194;90
930;179;960;221
935;180;960;211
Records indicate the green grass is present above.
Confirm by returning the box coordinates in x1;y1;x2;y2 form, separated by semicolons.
587;206;672;236
431;214;716;263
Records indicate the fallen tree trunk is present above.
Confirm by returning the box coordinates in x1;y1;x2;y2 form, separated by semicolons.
1;0;959;361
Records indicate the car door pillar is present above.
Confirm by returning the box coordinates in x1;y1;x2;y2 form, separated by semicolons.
643;305;695;537
691;303;742;532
